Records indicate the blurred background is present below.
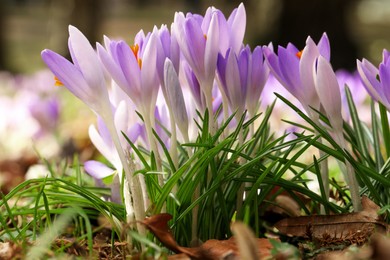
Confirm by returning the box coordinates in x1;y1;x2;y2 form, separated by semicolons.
0;0;390;191
1;0;390;73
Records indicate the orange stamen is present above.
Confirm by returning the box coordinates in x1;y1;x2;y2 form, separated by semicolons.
130;44;142;68
54;76;63;87
130;44;139;58
296;50;303;59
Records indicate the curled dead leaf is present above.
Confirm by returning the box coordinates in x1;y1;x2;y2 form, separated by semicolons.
141;214;274;259
274;196;388;245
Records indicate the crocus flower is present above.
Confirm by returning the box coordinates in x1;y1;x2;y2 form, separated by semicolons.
204;3;246;56
42;26;148;228
172;7;220;115
217;45;269;118
263;33;330;119
97;32;160;119
217;47;249;117
314;56;361;211
357;49;390;110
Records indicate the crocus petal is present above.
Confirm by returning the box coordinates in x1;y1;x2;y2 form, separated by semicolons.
169;29;181;73
164;59;189;136
317;33;330;61
116;41;142;100
214;10;229;55
204;12;219;84
141;32;159;114
88;124;116;164
263;46;287;87
315;56;343;129
183;61;203;109
126;123;143;144
114;101;129;142
68;26;107;97
300;37;320;110
248;46;267;103
97;43;129;94
184;18;206;77
141;32;158;93
238;47;249;96
217;51;228;93
383;49;390;63
225;48;242;110
278;47;302;100
379;62;390;105
357;59;384;103
228;3;246;54
41;50;96;108
84;160;115;179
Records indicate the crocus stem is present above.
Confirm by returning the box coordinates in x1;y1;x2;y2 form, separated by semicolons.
168;107;179;170
318;140;329;214
379;103;390;158
167;106;179;194
102;113;146;236
144;112;163;186
335;132;361;211
204;88;215;135
235;118;246;216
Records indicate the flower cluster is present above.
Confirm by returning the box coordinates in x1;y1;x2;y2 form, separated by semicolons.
41;2;383;233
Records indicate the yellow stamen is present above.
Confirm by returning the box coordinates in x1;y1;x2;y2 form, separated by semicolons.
54;76;63;87
296;50;303;59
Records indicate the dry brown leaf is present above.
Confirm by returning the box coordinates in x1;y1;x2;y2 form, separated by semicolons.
274;196;388;245
142;214;274;259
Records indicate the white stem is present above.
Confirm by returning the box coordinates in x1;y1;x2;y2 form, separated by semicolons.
235;114;246;216
167;106;179;194
204;88;215;135
102;114;146;236
318;140;329;215
144;112;164;186
335;132;361;211
168;109;179;169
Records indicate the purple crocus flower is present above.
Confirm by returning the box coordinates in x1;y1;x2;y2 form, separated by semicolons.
41;26;112;119
263;33;330;117
172;7;220;113
204;3;246;56
217;45;269;118
357;49;390;110
97;31;160;119
217;47;249;117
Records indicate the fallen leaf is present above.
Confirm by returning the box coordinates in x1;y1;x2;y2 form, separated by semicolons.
274;196;388;245
141;214;274;259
